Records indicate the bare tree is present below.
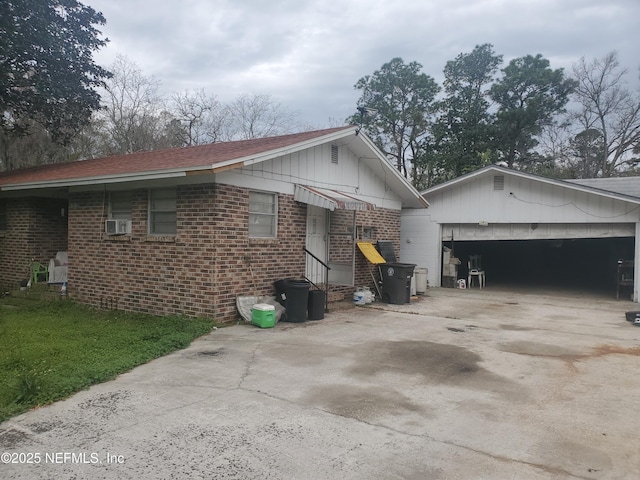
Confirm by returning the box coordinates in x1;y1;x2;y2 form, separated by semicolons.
534;122;568;170
571;52;640;176
97;55;181;155
224;93;300;140
171;89;226;145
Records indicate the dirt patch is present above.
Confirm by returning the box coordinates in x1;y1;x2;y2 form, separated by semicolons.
446;325;478;332
588;344;640;358
499;324;534;331
78;390;131;419
500;342;640;375
501;342;640;360
349;340;483;380
546;315;577;321
303;385;428;422
347;340;522;398
0;428;31;448
26;420;63;434
499;341;581;358
197;349;225;357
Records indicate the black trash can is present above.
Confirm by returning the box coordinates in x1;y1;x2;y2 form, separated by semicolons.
307;289;325;320
274;278;293;306
283;279;310;322
380;263;416;304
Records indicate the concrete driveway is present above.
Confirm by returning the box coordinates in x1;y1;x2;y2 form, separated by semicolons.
2;287;640;480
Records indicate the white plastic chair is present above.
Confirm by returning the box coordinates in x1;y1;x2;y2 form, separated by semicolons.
47;251;68;284
467;254;485;288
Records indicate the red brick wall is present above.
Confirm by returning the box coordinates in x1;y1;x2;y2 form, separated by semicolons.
1;186;403;318
328;208;401;301
210;184;307;321
0;197;68;289
68;184;308;322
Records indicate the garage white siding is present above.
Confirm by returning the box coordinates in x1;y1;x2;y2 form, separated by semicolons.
401;209;441;288
401;166;640;300
427;173;640;224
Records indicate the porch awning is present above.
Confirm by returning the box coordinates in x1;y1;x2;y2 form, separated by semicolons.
294;185;375;211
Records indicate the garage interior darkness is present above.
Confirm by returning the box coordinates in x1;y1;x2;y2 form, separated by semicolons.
450;237;635;297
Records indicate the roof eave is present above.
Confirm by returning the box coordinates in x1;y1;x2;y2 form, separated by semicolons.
423;165;640;205
356;133;429;209
0;169;189;191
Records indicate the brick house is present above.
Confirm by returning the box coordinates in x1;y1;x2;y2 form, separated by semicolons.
0;126;427;321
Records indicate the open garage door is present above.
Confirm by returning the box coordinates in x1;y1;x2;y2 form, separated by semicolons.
442;223;635;296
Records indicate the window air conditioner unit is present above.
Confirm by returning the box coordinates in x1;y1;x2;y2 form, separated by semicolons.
105;219;131;235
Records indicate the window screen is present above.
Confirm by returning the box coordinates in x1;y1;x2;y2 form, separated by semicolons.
249;191;277;238
149;189;177;235
109;191;132;220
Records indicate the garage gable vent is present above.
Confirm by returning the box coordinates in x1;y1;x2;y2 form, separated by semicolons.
493;175;504;191
331;145;339;164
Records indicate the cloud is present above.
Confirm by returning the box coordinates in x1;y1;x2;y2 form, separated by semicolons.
87;0;640;127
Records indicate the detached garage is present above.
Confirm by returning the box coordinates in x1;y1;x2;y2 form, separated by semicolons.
400;165;640;301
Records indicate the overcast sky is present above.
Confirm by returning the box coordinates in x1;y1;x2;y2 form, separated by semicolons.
84;0;640;129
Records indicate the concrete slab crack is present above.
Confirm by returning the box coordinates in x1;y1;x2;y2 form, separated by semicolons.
308;406;595;480
237;345;259;389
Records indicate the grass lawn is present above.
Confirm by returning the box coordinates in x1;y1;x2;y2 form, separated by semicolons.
0;295;216;423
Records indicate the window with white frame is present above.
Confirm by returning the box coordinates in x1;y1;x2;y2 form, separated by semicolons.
149;188;177;235
109;191;132;220
249;191;277;238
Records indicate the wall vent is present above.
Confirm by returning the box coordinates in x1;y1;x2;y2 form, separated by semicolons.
493;175;504;191
331;145;339;164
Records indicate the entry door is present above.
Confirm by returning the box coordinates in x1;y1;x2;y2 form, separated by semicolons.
306;205;328;285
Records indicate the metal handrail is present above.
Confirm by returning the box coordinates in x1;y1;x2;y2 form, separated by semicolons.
303;247;330;270
303;247;331;312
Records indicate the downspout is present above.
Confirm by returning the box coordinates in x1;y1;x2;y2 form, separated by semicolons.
211;178;219;318
325;210;331;312
352;209;356;290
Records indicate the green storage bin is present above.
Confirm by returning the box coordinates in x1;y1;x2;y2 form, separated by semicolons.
252;303;275;328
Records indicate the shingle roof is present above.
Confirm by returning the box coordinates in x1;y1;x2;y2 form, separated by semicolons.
567;177;640;199
0;126;352;187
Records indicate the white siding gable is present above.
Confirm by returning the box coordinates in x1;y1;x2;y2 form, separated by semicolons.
217;142;404;210
425;171;640;224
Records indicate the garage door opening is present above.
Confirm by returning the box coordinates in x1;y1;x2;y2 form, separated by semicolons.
450;237;634;296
